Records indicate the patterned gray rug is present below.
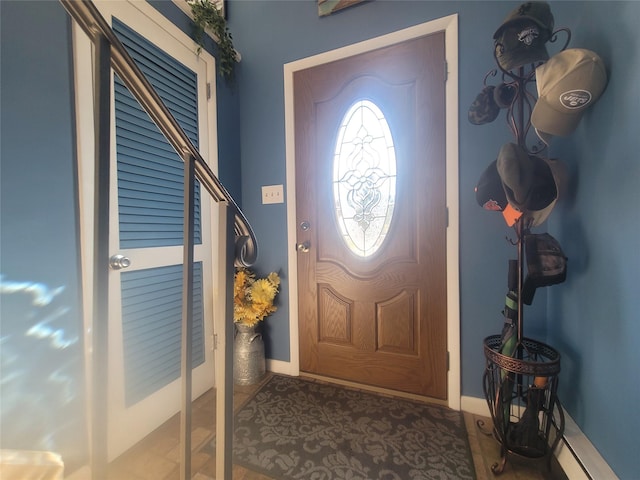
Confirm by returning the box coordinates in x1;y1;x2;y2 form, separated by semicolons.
232;375;476;480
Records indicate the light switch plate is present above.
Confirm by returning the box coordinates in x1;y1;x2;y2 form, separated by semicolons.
262;184;284;204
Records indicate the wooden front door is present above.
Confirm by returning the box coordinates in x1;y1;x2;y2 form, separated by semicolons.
295;32;448;399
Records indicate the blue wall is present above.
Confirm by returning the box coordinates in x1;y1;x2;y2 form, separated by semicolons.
226;1;640;478
547;2;640;476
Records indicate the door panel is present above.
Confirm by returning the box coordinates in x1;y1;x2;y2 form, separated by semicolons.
295;32;447;399
120;262;205;407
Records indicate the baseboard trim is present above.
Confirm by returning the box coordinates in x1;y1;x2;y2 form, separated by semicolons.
461;395;490;417
461;395;616;480
266;358;297;376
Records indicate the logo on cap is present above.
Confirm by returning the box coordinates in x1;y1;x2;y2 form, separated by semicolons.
517;26;540;46
559;90;592;109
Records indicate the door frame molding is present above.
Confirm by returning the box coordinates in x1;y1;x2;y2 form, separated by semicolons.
282;14;460;409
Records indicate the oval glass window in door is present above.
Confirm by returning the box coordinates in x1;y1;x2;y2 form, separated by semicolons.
333;100;397;257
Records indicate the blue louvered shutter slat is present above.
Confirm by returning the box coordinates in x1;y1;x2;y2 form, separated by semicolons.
113;18;201;249
122;263;205;407
113;18;199;144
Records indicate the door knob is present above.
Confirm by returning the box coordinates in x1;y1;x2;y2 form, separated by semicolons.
296;241;310;253
109;254;131;270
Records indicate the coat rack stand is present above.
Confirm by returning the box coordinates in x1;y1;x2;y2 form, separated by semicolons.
480;210;564;475
476;25;571;476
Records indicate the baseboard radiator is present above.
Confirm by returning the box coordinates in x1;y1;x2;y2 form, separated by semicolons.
460;396;618;479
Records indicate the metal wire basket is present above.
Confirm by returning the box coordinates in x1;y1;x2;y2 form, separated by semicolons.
481;335;565;474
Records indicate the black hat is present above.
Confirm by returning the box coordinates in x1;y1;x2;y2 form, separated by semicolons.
475;160;508;211
494;82;518;108
494;2;555;39
475;160;523;226
468;85;500;125
522;233;567;304
493;2;555;72
496;143;557;213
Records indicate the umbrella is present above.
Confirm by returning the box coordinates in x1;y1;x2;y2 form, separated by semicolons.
497;259;518;432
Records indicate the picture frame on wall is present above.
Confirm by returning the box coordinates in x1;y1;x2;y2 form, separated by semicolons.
318;0;367;17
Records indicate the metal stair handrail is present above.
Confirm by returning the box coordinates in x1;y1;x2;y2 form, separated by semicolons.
61;0;257;267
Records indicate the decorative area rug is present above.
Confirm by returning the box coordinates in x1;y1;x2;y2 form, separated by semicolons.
233;375;476;480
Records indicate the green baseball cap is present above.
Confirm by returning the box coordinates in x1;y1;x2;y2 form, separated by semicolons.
493;2;555;72
496;143;557;214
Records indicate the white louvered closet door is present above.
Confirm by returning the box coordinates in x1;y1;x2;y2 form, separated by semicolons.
97;2;216;461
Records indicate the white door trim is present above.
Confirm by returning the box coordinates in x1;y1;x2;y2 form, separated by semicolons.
281;15;460;409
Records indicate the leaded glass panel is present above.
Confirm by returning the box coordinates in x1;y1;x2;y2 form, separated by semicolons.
333;100;396;257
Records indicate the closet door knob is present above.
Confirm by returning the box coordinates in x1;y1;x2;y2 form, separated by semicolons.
109;254;131;270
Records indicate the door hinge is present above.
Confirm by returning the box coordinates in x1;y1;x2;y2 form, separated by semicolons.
444;60;448;82
446;206;449;228
447;351;450;371
206;82;212;100
212;333;218;350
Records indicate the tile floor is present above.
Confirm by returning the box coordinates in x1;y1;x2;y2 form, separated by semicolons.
106;374;568;480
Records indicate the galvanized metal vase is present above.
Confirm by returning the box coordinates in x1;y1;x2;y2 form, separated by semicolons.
233;323;266;385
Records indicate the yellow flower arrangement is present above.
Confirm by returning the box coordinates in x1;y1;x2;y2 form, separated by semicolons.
233;269;280;327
